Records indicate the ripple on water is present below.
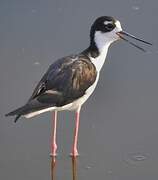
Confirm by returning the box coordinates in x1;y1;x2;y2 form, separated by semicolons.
85;166;92;170
34;61;40;66
132;6;140;11
124;153;148;165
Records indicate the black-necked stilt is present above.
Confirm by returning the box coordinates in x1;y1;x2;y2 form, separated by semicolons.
6;16;152;156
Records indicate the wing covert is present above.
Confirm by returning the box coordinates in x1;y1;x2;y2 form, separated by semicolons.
28;54;97;106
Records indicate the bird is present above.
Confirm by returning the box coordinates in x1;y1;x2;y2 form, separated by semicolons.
6;16;152;157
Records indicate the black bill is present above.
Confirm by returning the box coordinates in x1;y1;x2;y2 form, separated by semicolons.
117;31;152;52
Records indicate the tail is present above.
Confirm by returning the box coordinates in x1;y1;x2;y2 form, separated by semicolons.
5;105;28;123
5;101;53;123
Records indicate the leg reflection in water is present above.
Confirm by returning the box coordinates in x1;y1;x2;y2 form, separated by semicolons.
50;157;78;180
71;157;77;180
51;156;56;180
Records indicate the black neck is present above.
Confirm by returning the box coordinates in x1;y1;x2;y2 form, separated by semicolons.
82;40;100;58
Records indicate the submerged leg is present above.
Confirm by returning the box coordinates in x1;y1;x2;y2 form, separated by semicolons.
71;107;81;157
50;110;58;156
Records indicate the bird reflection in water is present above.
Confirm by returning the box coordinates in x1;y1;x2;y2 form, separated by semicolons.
50;156;56;180
71;157;77;180
50;157;78;180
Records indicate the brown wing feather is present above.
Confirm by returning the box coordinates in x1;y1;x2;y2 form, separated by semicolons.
6;54;97;121
29;54;97;106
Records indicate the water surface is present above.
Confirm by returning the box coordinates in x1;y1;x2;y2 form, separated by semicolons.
1;0;158;179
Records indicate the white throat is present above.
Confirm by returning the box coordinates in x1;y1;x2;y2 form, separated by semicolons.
89;20;122;72
90;31;113;72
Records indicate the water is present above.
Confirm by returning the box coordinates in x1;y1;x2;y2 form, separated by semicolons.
1;0;158;179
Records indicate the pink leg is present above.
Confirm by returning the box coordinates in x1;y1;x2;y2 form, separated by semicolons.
71;107;81;157
50;110;58;156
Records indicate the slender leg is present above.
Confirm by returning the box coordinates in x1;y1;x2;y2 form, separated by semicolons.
71;107;81;157
50;110;58;156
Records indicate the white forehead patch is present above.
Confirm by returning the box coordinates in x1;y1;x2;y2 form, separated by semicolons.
104;21;113;25
115;20;122;30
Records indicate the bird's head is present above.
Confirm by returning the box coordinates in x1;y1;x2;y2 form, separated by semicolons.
90;16;152;52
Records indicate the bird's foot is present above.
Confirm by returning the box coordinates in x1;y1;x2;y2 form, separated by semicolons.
50;152;58;157
70;149;79;157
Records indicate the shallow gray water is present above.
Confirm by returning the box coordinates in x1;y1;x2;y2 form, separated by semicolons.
1;0;158;179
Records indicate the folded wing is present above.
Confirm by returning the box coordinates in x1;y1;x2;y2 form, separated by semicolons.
6;54;97;122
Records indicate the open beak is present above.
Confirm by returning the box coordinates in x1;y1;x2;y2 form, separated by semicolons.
116;31;152;52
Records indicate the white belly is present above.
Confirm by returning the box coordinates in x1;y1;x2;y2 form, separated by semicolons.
25;74;100;118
